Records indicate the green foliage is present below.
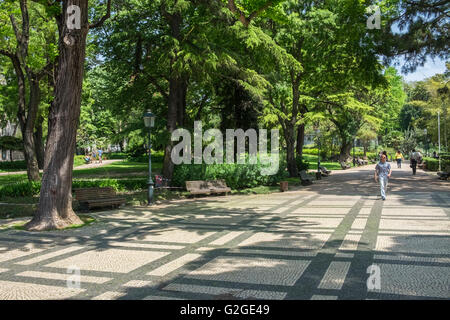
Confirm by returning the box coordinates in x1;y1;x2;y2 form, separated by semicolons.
0;178;150;199
0;181;41;198
172;161;288;190
423;157;439;171
0;160;26;171
296;157;309;172
106;153;128;160
424;156;450;172
126;144;148;162
0;136;23;151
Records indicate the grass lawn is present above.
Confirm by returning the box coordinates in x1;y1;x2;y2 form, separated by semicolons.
302;154;344;171
73;160;161;178
0;160;157;186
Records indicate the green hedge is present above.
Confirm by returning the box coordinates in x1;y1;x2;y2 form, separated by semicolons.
302;148;377;160
0;178;149;199
172;161;288;190
424;157;450;172
0;160;27;171
105;152;127;160
0;155;88;171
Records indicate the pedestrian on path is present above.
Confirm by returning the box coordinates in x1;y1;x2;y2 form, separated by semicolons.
410;149;422;175
98;148;103;164
395;150;404;168
375;154;392;200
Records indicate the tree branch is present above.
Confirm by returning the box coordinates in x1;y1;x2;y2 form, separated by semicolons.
89;0;112;29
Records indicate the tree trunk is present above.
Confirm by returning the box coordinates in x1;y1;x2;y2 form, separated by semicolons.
34;113;45;169
21;76;41;181
162;76;185;179
285;125;298;177
296;124;305;158
25;0;89;231
339;140;353;162
162;10;187;180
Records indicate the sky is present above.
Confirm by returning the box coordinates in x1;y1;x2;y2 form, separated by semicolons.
392;57;448;83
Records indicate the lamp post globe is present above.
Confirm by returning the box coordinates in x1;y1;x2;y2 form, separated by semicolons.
143;110;155;205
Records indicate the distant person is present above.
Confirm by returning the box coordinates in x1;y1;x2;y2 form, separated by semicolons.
375;154;392;200
395;150;404;168
410;149;422;175
98;149;103;164
91;150;97;163
433;151;439;159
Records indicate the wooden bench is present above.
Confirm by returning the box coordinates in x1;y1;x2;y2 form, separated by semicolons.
437;172;449;180
186;180;231;196
299;170;313;185
319;166;331;176
74;187;126;210
340;161;351;170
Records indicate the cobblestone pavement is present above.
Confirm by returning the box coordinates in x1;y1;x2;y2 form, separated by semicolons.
0;163;449;300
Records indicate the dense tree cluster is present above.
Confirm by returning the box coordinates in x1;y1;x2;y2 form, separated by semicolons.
0;0;448;230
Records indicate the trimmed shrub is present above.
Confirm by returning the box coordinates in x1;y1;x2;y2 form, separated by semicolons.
0;181;41;198
424;157;450;172
172;159;288;190
0;178;149;199
105;152;127;160
0;160;27;171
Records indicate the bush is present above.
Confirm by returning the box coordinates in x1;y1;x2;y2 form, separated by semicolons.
0;160;27;171
0;181;41;198
106;152;127;160
424;157;439;171
296;157;309;172
0;178;149;199
424;157;450;172
172;159;288;190
126;144;147;161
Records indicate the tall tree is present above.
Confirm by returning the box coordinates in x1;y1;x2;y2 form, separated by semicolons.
25;0;112;231
0;0;55;180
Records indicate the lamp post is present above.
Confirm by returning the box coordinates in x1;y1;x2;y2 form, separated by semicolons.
438;111;441;171
316;128;321;180
143;109;156;205
424;128;428;157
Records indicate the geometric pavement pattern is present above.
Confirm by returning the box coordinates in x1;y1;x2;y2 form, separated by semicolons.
0;163;449;300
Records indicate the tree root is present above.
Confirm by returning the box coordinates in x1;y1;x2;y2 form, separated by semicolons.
24;211;84;231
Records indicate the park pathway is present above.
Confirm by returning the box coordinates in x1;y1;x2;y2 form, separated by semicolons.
0;162;449;300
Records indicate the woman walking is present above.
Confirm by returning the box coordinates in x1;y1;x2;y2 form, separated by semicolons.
395;150;404;168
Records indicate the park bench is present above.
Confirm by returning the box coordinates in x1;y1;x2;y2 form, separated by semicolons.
319;166;331;177
186;180;231;196
340;161;351;170
437;171;449;180
299;170;313;185
74;187;126;210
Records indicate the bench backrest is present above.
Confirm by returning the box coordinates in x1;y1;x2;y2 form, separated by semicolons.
319;166;328;172
208;179;228;189
74;187;117;201
186;180;229;191
186;180;210;192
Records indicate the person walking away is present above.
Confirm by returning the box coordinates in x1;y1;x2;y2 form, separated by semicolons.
410;149;421;175
375;154;392;200
395;150;404;168
98;148;103;164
